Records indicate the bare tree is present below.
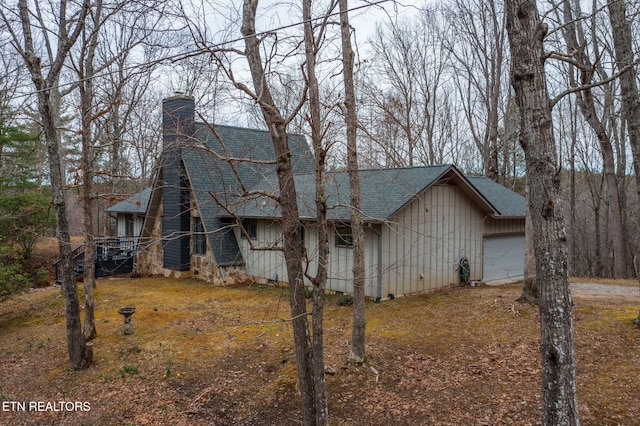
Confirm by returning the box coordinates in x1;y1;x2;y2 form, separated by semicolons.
1;0;92;369
360;9;448;167
607;0;640;319
178;1;341;421
556;0;627;278
68;0;168;338
338;0;366;365
518;180;537;304
75;0;106;341
505;0;579;424
302;0;334;422
240;1;322;423
444;0;509;181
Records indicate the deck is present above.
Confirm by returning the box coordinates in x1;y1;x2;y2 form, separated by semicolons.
54;237;137;285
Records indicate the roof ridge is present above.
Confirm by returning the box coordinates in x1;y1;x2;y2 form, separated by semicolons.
291;164;453;178
357;164;451;172
194;121;305;138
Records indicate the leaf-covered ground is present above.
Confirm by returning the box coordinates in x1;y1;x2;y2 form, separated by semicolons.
0;272;639;425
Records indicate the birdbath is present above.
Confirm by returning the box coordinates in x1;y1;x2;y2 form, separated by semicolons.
118;306;136;335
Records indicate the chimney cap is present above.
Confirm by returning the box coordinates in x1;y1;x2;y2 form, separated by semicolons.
163;93;195;103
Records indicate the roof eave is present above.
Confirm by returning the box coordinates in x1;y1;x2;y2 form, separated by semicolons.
490;214;526;220
384;164;454;218
387;165;502;218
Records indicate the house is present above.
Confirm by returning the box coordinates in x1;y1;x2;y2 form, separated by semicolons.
54;190;150;284
105;187;151;239
135;94;526;298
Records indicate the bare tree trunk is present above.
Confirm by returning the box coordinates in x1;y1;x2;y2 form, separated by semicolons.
303;0;329;423
486;0;504;182
79;0;104;341
81;88;97;341
595;187;602;277
505;1;579;424
241;1;316;423
561;0;626;278
518;180;537;304
42;85;88;370
608;0;640;316
10;0;91;370
569;101;577;274
339;0;366;366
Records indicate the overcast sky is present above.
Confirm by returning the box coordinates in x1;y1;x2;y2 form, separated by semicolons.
349;0;424;39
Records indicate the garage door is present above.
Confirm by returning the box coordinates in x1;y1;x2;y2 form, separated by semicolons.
483;234;525;282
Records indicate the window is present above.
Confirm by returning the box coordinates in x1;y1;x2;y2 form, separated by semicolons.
241;218;257;240
334;223;353;248
193;217;206;255
125;215;134;237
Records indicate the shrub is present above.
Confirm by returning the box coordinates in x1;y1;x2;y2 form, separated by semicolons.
0;191;55;260
336;295;354;306
0;245;31;299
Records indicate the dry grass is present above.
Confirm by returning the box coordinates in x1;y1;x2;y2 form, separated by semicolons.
0;277;639;425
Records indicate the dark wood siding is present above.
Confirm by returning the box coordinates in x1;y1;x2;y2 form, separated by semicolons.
162;160;190;271
162;95;195;271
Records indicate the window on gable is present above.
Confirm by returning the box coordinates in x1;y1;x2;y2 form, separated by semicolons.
193;216;206;255
241;218;257;240
334;223;353;248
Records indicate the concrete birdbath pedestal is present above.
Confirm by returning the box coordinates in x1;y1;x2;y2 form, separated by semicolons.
118;306;136;335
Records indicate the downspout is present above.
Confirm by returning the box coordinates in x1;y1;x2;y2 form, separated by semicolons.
370;223;382;303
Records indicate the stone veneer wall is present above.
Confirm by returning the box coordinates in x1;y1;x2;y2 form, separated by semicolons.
191;246;220;283
136;203;164;277
136;200;252;285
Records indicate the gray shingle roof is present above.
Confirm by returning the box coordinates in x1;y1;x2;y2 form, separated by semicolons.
235;165;453;221
465;176;526;217
233;165;525;222
106;187;152;214
181;122;314;265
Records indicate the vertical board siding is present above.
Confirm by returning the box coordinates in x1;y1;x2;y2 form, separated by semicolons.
383;185;486;297
116;214;144;238
484;218;525;235
116;213;126;236
238;186;523;297
239;220;288;283
239;221;379;297
324;226;378;297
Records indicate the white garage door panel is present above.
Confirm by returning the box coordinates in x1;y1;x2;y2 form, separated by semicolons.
483;234;525;282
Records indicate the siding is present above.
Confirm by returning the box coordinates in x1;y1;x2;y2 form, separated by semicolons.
381;184;485;297
162;161;191;271
238;220;379;297
322;225;378;297
162;96;195;272
238;184;524;298
115;213;144;238
238;220;287;283
484;217;525;235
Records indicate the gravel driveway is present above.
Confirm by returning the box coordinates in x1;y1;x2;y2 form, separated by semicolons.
571;282;640;299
